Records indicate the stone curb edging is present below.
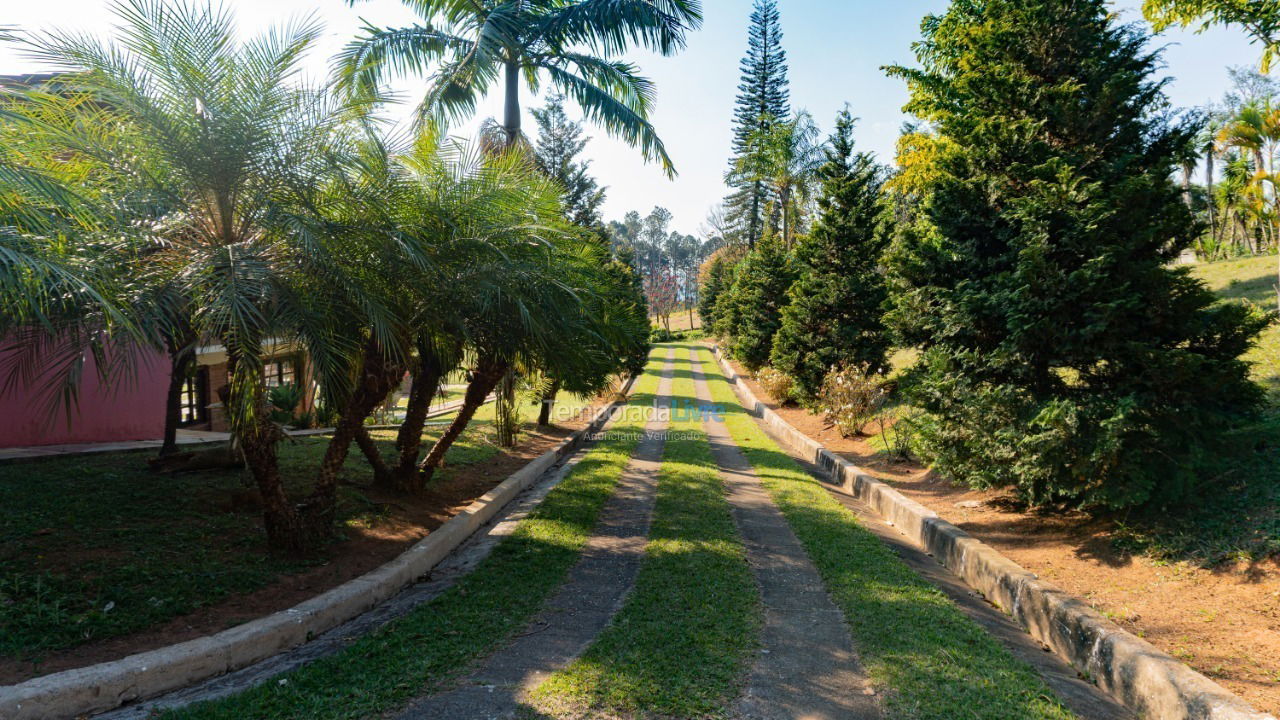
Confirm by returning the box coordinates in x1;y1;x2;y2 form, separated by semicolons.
0;380;635;720
710;345;1274;720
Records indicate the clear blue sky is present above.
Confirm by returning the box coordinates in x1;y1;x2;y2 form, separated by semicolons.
0;1;1264;234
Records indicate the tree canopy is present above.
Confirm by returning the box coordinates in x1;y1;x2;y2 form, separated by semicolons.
770;109;890;403
886;0;1270;508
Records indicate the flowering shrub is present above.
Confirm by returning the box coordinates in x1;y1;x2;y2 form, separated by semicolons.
818;364;886;437
874;404;922;460
755;367;797;405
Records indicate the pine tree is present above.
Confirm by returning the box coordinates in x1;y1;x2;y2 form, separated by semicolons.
885;0;1270;508
771;109;890;403
722;231;794;371
533;96;606;229
725;0;790;248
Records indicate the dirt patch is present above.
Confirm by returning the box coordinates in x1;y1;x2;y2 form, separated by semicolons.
0;407;600;686
720;352;1280;715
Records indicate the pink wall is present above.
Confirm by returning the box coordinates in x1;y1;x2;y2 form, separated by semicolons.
0;342;169;447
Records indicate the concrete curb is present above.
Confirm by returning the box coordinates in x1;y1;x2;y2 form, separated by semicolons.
709;346;1274;720
0;379;635;720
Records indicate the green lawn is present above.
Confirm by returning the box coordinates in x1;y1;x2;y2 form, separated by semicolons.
1193;254;1280;397
414;389;590;426
0;390;583;665
162;348;671;720
393;386;464;410
531;346;760;717
694;346;1076;720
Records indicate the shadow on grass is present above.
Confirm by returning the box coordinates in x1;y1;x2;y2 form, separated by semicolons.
527;345;760;719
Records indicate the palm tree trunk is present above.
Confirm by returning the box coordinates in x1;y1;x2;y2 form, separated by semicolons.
308;339;403;528
241;418;312;555
781;187;791;250
494;369;519;447
386;352;446;491
537;379;560;426
160;341;194;457
503;60;521;146
1181;162;1194;208
748;181;762;248
417;357;509;487
224;351;310;556
353;426;391;484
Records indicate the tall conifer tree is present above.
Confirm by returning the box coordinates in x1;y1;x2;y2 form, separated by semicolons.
722;232;793;371
533;96;606;229
771;109;890;403
886;0;1269;508
725;0;790;247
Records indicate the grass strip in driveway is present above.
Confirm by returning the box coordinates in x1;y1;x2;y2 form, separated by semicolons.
164;348;673;720
692;345;1075;720
530;345;761;718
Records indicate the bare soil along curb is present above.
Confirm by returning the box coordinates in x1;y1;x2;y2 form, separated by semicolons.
690;360;879;719
393;352;676;720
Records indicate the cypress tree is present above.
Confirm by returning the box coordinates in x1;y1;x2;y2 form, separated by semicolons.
771;109;890;403
885;0;1270;508
725;0;790;248
723;232;794;371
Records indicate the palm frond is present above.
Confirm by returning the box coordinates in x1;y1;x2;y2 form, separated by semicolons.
538;60;675;177
538;0;703;57
334;22;475;102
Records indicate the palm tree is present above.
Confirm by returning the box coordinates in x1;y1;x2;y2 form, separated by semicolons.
336;0;701;174
5;0;396;555
414;236;604;487
1217;101;1280;208
1217;152;1269;256
0;97;145;428
731;111;823;249
344;134;577;493
1;83;205;457
1199;116;1223;239
1218;100;1280;309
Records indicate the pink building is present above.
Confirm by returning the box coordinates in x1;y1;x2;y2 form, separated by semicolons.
0;344;169;447
0;338;316;448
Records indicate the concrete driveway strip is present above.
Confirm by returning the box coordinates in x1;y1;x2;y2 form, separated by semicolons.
393;349;676;720
690;357;881;720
